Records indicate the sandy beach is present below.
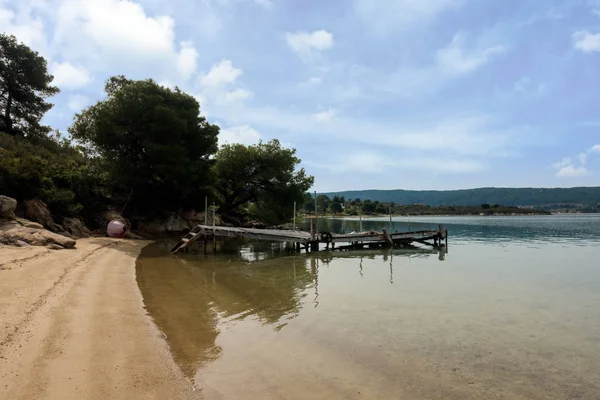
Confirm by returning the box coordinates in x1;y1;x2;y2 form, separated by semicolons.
0;238;201;400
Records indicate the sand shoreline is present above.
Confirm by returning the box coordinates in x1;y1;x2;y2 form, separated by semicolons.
0;238;201;400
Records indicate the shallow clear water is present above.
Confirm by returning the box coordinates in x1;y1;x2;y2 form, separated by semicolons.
136;215;600;399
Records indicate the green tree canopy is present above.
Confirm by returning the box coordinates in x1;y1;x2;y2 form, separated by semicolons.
0;131;109;219
302;192;315;212
329;202;343;214
362;199;376;213
0;34;59;136
316;194;330;212
214;139;314;225
69;76;219;217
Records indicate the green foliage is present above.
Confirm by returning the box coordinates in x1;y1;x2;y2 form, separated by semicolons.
481;203;491;209
0;132;109;218
69;76;219;217
316;194;330;212
0;34;59;137
361;199;376;213
302;192;315;212
329;202;343;214
214;139;314;225
375;204;387;214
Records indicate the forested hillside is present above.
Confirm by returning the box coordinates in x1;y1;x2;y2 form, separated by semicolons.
322;187;600;210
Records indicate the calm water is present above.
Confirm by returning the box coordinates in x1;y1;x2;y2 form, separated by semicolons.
136;215;600;399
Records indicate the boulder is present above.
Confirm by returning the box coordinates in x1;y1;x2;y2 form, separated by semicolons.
47;243;66;250
15;217;44;229
58;231;77;240
181;210;222;226
124;230;145;240
23;200;63;232
138;213;191;234
165;213;192;232
0;195;17;218
0;224;76;248
62;217;92;238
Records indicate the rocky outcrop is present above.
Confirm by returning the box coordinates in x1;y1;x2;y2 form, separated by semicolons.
180;210;222;227
136;211;223;234
0;196;78;249
62;217;92;238
0;220;76;249
0;195;17;218
24;199;63;232
14;217;44;229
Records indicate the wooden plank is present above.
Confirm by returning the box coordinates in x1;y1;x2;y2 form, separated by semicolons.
172;224;447;254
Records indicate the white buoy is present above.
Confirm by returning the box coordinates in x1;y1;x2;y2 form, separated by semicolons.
107;220;127;238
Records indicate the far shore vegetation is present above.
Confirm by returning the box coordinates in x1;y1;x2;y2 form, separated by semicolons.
303;195;552;217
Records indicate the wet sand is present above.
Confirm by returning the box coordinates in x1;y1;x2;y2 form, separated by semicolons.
0;238;201;400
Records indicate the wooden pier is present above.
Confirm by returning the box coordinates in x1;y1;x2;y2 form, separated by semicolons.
171;224;448;254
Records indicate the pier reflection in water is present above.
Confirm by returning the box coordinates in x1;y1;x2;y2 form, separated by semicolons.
136;240;445;378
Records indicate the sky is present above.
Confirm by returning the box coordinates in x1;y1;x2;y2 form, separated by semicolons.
2;0;600;192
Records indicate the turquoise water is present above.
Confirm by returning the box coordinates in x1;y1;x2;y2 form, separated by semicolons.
137;215;600;399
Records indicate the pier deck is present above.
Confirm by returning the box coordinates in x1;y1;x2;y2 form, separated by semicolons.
171;224;448;254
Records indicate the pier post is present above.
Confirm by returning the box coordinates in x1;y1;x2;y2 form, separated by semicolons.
293;201;296;231
314;191;318;236
359;211;362;233
205;196;208;226
212;202;216;252
389;205;392;231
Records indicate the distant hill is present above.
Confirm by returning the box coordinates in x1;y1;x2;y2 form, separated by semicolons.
321;187;600;209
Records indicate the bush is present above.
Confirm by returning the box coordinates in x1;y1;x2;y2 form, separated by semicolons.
0;132;109;220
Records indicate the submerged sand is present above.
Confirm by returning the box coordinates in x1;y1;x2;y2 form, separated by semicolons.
0;238;201;400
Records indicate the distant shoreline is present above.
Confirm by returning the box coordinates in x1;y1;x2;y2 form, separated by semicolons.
302;210;554;218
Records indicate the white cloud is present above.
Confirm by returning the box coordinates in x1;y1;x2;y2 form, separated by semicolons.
67;94;91;112
41;0;199;82
51;62;91;89
197;60;252;106
372;34;505;97
308;152;484;174
552;157;572;169
176;41;198;80
552;144;600;178
55;0;175;59
312;108;336;122
0;4;49;56
285;30;333;63
437;34;504;74
222;88;253;103
353;0;461;34
556;165;589;178
219;124;261;146
573;31;600;53
198;59;243;87
209;100;536;157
